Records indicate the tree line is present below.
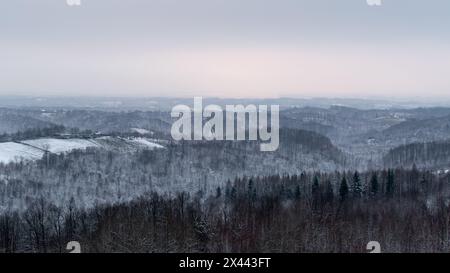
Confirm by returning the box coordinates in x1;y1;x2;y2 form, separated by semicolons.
1;168;450;253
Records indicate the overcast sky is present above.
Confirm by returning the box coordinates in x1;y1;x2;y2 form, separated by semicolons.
1;0;449;98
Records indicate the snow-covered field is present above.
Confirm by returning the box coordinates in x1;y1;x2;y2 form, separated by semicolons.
0;137;164;164
22;138;99;153
0;142;44;163
131;128;152;135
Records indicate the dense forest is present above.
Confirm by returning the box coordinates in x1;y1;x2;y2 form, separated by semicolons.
1;168;449;253
384;141;450;169
0;125;66;142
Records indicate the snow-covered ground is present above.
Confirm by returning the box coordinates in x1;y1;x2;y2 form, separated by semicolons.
0;137;164;164
0;142;44;163
22;138;99;153
127;137;164;149
131;128;153;135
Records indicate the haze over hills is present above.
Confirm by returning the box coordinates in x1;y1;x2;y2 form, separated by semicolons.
2;96;450;111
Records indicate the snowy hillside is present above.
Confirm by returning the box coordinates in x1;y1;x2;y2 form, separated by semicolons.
0;142;44;163
0;137;164;164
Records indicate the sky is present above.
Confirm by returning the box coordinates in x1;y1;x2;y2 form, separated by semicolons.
0;0;449;99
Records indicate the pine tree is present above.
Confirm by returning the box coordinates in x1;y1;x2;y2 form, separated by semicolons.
420;174;428;193
312;175;321;209
248;179;254;195
225;180;232;199
339;176;349;202
312;175;320;198
248;179;256;201
295;185;301;200
216;186;222;198
352;171;362;198
230;186;237;201
324;180;334;203
386;169;395;197
369;173;378;197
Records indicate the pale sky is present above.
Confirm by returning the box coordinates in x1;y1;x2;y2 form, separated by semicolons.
1;0;449;98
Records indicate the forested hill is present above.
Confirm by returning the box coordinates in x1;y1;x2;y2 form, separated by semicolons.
278;128;347;164
0;128;349;212
0;112;56;134
379;116;450;144
24;109;172;135
384;141;450;169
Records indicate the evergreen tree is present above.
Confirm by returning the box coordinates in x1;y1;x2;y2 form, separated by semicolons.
248;179;257;201
216;186;222;198
339;176;349;202
230;186;237;201
295;185;301;200
225;180;232;199
386;169;395;197
369;173;378;197
352;171;362;198
420;174;428;193
311;175;321;209
324;180;334;203
312;175;320;198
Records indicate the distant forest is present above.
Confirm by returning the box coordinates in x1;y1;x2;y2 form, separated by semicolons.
385;141;450;169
